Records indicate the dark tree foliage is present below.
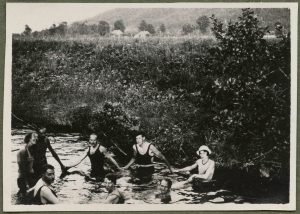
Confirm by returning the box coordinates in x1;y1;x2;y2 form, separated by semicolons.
138;20;155;34
206;9;290;175
22;25;32;36
98;20;110;36
159;23;166;33
37;22;69;37
138;20;148;31
69;22;90;35
196;15;210;33
114;19;126;32
56;22;68;36
274;21;284;38
182;24;194;35
49;24;57;36
147;24;156;34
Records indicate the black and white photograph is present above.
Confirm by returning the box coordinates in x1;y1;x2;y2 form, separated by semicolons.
3;2;297;211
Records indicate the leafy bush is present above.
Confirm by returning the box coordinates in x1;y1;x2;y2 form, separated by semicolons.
203;9;290;177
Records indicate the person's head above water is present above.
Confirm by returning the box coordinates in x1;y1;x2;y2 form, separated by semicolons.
159;178;172;194
89;133;98;147
42;164;55;185
24;132;38;145
196;145;211;159
104;173;117;193
135;132;146;146
39;127;47;136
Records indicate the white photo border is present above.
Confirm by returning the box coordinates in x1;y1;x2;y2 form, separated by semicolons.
3;2;298;212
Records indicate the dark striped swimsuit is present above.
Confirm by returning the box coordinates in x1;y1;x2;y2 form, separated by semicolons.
135;143;154;179
31;185;57;205
87;144;105;178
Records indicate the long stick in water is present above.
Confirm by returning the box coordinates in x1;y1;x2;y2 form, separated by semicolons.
112;142;128;156
102;132;128;156
11;113;40;132
131;162;165;168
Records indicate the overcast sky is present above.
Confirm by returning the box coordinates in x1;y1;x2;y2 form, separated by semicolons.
7;3;115;33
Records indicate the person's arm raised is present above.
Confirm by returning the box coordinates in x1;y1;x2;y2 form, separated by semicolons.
175;162;198;173
101;146;121;169
67;152;88;168
123;146;137;169
150;145;174;173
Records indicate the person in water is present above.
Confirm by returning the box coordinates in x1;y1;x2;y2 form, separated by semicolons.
103;173;125;204
123;133;173;182
155;178;172;204
68;133;122;181
17;132;38;197
29;127;66;185
172;145;215;189
30;164;58;204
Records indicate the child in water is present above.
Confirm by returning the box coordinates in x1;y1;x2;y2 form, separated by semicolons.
155;178;172;204
103;173;125;204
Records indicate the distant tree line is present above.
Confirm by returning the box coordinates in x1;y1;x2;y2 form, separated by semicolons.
182;15;210;35
20;15;212;37
20;15;287;38
20;18;166;37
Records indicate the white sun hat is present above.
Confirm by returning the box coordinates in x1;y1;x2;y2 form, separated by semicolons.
196;145;212;156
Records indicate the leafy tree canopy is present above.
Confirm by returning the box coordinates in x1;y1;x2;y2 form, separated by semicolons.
114;19;126;32
22;25;32;36
182;24;194;35
159;23;166;33
138;20;148;31
98;20;110;36
196;15;210;33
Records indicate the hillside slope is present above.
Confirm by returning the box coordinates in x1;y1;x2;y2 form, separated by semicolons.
82;8;290;33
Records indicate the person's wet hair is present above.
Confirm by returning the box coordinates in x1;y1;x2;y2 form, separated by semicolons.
161;178;172;189
90;133;98;138
24;133;34;144
135;131;146;138
105;173;117;185
42;164;55;174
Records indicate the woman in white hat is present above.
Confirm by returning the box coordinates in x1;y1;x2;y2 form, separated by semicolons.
172;145;215;189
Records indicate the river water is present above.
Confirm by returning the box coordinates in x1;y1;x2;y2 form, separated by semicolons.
11;129;245;205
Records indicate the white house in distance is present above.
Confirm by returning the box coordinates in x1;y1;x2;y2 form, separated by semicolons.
134;31;150;38
111;30;124;37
